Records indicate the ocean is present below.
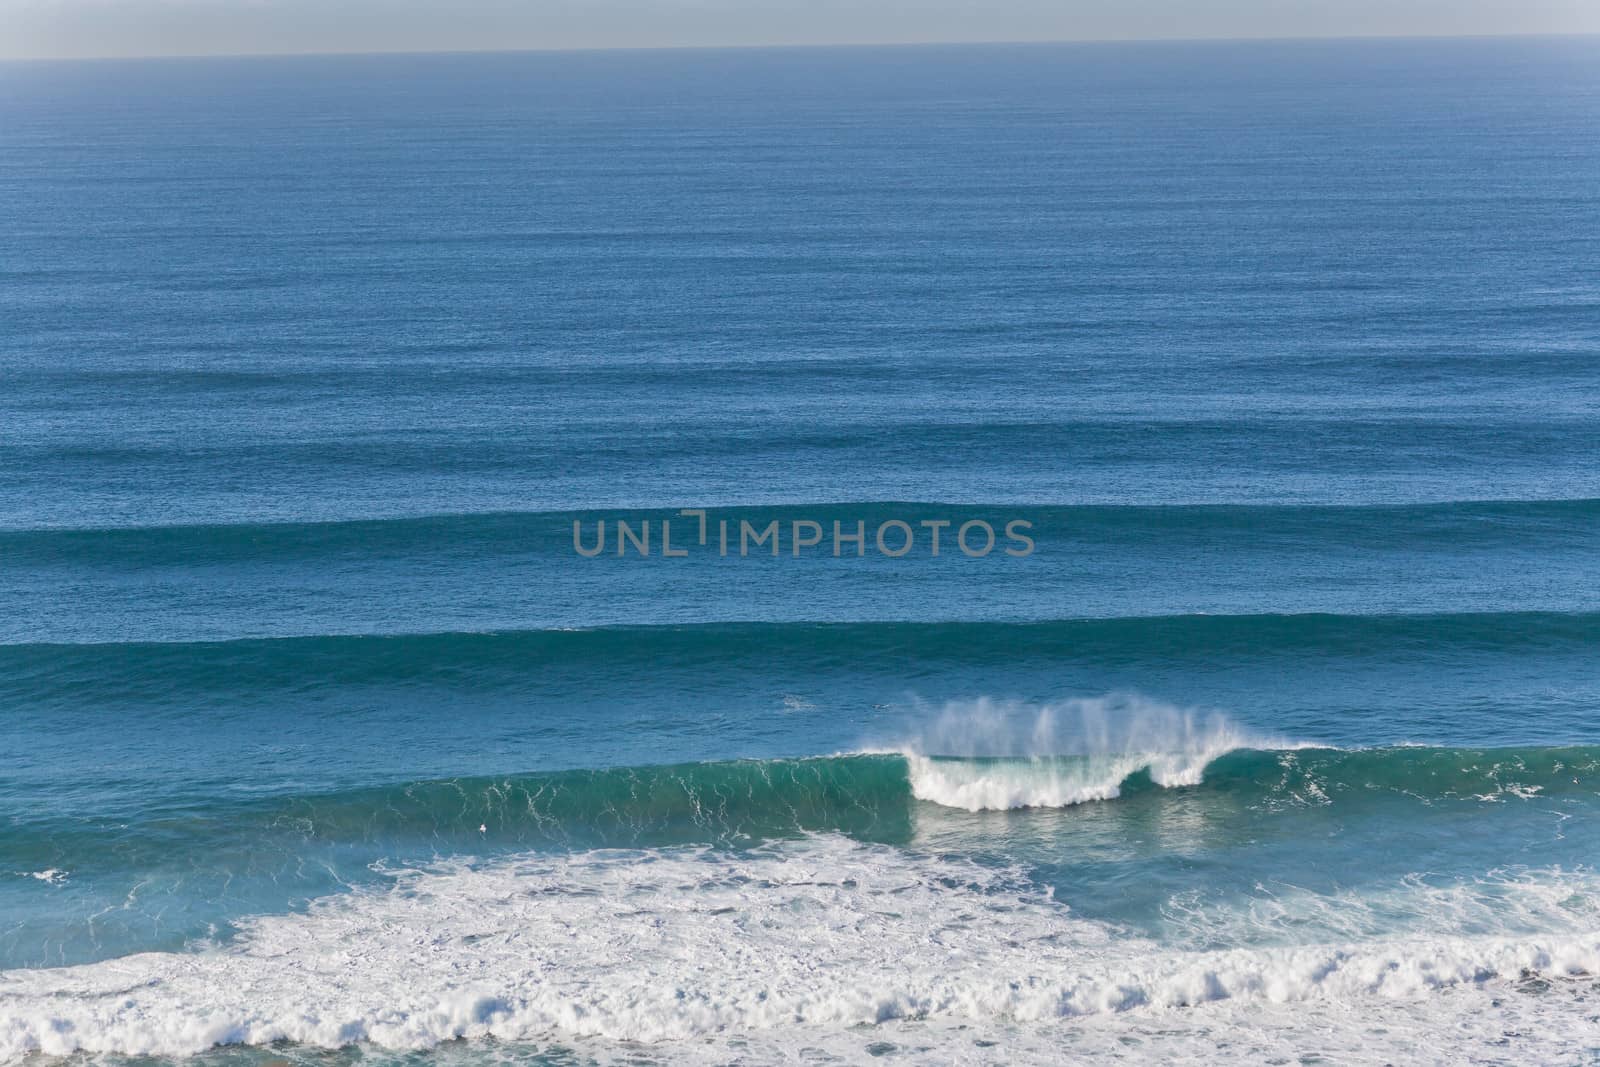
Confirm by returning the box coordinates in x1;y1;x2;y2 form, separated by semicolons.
2;35;1599;1065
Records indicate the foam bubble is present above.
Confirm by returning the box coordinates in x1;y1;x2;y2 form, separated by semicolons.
2;837;1598;1064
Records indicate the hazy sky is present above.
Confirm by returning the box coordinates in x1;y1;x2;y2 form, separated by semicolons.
4;0;1598;60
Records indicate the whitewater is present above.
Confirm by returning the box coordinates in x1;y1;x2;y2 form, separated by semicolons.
6;700;1600;1065
6;836;1600;1065
7;34;1600;1067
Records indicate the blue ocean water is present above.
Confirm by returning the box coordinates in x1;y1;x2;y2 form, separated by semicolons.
2;36;1600;1065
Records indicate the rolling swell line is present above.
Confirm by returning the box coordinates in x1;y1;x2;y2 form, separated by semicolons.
5;747;1596;859
2;611;1595;705
2;497;1596;549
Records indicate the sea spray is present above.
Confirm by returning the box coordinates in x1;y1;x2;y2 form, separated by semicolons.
886;695;1275;811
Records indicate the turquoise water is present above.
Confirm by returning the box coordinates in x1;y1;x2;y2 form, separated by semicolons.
2;37;1600;1065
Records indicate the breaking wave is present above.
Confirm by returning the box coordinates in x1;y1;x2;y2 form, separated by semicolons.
3;836;1599;1063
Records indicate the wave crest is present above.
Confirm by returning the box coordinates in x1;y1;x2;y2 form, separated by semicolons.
893;695;1272;811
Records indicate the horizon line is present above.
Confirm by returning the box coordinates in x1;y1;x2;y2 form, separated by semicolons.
3;29;1596;66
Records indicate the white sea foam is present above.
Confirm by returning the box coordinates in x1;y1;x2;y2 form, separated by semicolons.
1162;867;1600;949
890;694;1275;810
904;752;1189;809
2;836;1598;1065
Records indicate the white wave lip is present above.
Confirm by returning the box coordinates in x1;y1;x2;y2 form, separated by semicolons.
2;837;1598;1063
894;694;1268;811
906;751;1219;810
